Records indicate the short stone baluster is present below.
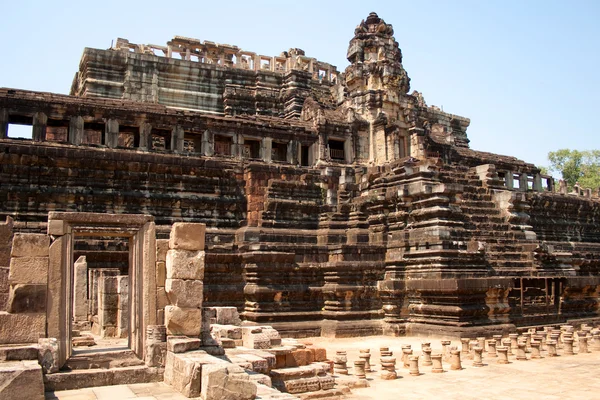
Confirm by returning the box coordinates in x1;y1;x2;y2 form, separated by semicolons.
380;356;397;380
409;356;420;376
550;332;561;349
477;337;486;352
516;342;528;361
502;338;512;356
493;335;503;347
441;340;451;361
334;351;348;375
431;354;445;373
509;334;519;355
497;346;510;364
421;342;431;352
460;338;470;359
472;347;484;367
354;360;366;378
522;332;532;351
563;335;575;356
469;340;478;360
421;347;433;366
359;349;372;372
578;335;589;354
591;331;600;351
530;341;542;359
487;339;497;357
546;340;557;357
403;348;413;369
450;349;462;370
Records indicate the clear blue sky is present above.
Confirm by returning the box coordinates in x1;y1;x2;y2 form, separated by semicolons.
2;0;599;172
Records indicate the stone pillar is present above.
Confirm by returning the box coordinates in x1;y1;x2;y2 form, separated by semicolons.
409;356;420;376
139;122;152;150
546;340;557;357
487;339;497;357
164;223;206;337
421;347;432;366
287;140;297;164
519;173;528;192
105;119;119;148
530;341;541;359
472;347;483;367
344;137;354;164
232;134;243;159
563;336;575;355
533;174;543;191
117;276;129;338
32;112;47;142
262;137;272;163
431;354;444;373
68;116;84;145
171;125;185;152
522;332;532;348
98;275;119;337
359;349;371;372
201;130;214;156
450;349;462;370
380;356;397;380
497;346;509;364
73;256;88;323
493;335;503;346
0;108;7;139
380;347;391;357
504;171;514;189
516;342;528;360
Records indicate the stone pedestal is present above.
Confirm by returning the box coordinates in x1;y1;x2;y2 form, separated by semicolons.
472;347;483;367
516;342;528;361
409;356;420;376
477;337;486;352
546;340;557;357
421;347;432;366
578;336;589;354
450;349;462;370
402;348;413;369
380;356;397;380
354;360;367;379
333;351;348;375
591;331;600;351
441;340;451;362
502;338;512;356
497;346;509;364
431;354;444;373
563;337;574;356
530;341;541;359
359;349;371;372
460;338;470;359
487;339;497;357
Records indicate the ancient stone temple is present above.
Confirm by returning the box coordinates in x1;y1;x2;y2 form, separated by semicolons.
1;12;600;399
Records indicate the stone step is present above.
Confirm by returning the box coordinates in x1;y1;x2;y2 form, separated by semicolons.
43;365;163;392
65;349;145;370
0;344;38;361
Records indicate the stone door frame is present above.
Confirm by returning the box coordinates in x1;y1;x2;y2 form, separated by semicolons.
47;212;156;367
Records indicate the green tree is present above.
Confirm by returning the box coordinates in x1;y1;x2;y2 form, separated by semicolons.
547;149;600;189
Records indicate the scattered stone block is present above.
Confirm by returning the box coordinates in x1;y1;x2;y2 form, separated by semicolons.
38;338;59;374
202;364;257;400
169;222;206;251
166;250;205;280
242;327;271;349
167;337;201;353
8;257;48;285
7;284;46;313
10;233;49;258
165;306;202;336
165;278;203;308
0;360;44;400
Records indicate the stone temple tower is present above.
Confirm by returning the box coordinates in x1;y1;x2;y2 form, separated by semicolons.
342;12;422;164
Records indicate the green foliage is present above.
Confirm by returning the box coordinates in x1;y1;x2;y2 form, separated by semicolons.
547;149;600;189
